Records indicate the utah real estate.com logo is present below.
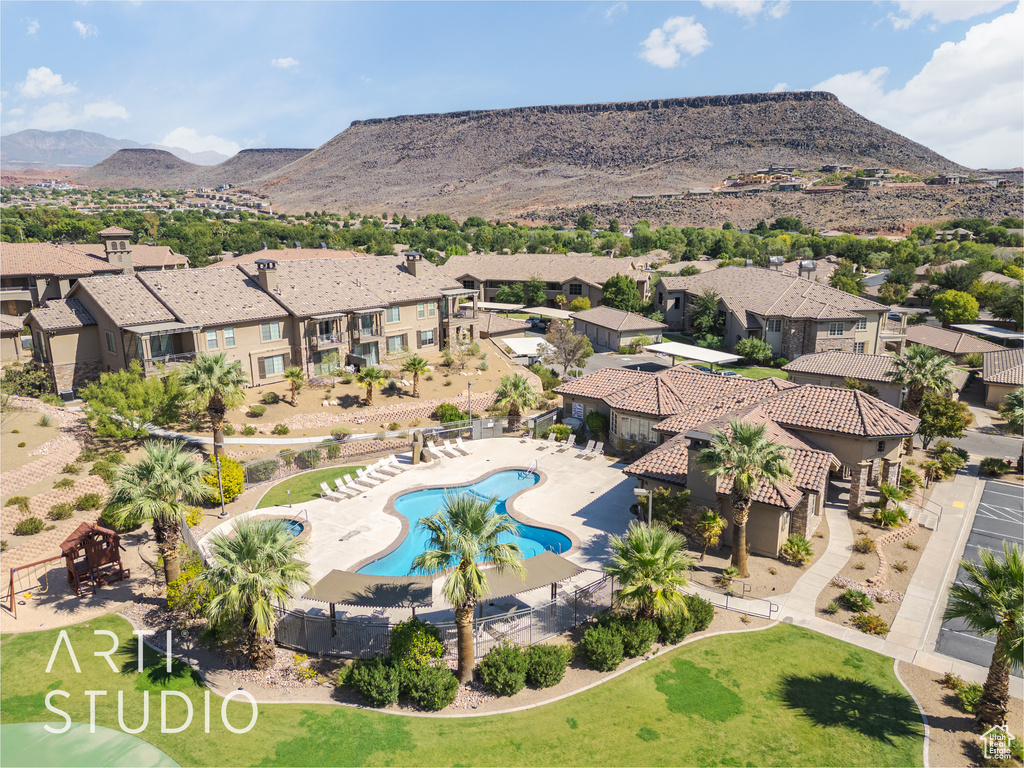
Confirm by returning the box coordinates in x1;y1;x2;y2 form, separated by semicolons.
981;724;1015;761
43;629;258;735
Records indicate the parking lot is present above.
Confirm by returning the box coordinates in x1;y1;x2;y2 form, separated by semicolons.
936;479;1024;667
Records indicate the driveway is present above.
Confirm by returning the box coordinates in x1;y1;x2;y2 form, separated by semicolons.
581;352;672;376
935;478;1024;667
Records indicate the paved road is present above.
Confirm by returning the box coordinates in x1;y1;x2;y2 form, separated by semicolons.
952;429;1023;462
936;478;1024;667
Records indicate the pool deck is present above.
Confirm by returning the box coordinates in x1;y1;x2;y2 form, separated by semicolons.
203;437;636;614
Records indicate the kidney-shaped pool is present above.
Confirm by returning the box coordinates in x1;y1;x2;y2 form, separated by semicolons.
356;470;571;577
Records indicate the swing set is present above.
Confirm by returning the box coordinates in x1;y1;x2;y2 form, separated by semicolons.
4;554;61;620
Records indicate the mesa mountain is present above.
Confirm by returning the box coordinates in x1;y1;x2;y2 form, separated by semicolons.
0;129;232;169
69;92;972;218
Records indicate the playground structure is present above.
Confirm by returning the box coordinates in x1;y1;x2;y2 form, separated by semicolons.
3;522;131;619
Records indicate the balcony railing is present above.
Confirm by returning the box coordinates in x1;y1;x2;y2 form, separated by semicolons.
313;333;345;347
142;351;196;370
445;308;477;322
352;326;383;343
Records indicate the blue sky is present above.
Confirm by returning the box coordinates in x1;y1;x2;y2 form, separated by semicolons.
2;1;1021;167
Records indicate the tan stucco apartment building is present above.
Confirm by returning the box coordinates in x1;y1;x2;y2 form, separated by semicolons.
654;266;887;360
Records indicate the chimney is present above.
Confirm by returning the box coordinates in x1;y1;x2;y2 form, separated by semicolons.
98;227;134;274
255;258;278;293
405;251;423;277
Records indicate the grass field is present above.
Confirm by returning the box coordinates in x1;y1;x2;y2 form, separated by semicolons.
0;615;923;767
256;465;365;508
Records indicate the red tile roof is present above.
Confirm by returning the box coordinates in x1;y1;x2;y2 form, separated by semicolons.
28;299;96;331
570;306;667;332
982;348;1023;386
905;325;1003;355
1;241;188;277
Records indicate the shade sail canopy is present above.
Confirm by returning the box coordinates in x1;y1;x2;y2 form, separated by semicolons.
122;321;200;336
502;337;553;357
303;552;586;607
477;301;525;311
643;341;742;365
524;306;573;320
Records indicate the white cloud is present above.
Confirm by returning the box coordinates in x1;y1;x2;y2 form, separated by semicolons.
8;108;25;116
18;67;76;99
605;2;627;21
270;57;299;69
27;19;39;35
813;4;1023;168
82;99;130;122
771;82;788;92
73;21;98;38
161;127;241;156
887;0;1012;29
699;1;789;21
640;16;710;68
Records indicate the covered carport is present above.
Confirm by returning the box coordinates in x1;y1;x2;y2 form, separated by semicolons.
642;341;742;370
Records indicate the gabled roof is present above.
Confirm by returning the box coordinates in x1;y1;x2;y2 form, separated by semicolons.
905;325;1003;355
0;315;24;334
603;366;752;418
783;350;969;391
980;271;1020;286
441;252;650;289
982;348;1023;386
570;306;667;333
97;226;133;236
139;268;288;326
28;299;96;331
210;248;368;266
478;312;530;335
0;241;188;276
657;266;884;321
74;275;176;327
757;385;919;437
553;367;650;401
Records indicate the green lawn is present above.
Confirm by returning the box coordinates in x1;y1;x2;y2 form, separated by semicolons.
0;615;923;767
256;465;365;508
718;364;790;380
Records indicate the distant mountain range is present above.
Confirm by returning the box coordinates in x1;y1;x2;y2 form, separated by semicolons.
0;129;231;169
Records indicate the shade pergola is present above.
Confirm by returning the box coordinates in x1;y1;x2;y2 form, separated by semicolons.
643;341;742;367
524;306;574;321
477;301;525;312
502;336;553;360
302;552;586;613
951;324;1024;344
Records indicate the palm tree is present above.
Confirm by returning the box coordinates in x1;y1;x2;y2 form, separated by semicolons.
942;543;1023;731
179;352;248;458
412;492;524;683
694;509;728;562
997;387;1024;434
104;440;213;588
402;355;430;398
696;418;794;578
604;521;692;619
885;344;955;456
198;518;312;670
355;365;388;407
494;373;538;431
281;366;304;406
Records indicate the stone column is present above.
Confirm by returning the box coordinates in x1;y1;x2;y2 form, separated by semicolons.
790;493;810;538
869;458;881;487
848;462;869;512
883;459;900;487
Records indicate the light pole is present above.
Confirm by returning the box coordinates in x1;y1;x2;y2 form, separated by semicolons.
633;487;652;526
215;455;227;518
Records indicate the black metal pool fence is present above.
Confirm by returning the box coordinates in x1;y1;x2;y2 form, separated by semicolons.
274;575;615;659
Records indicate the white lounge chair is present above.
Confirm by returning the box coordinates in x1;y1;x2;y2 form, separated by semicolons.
446;438;469;457
426;440;454;459
319;481;344;502
455;436;472;455
334;477;359;497
540;432;558;450
576;439;596;458
365;466;391;483
386;454;409;472
376;459;402;477
356;468;381;486
344;475;371;493
589;441;604;458
554;434;575;452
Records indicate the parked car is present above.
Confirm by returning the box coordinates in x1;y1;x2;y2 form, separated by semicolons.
528;316;549;331
718;370;741;377
693;365;712;373
887;312;902;322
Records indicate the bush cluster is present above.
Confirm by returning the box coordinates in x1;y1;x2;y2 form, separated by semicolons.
853;536;875;554
851;613;889;636
598;613;659;657
246;459;277;483
6;496;31;514
203;455;245;503
525;644;574;689
89;461;117;485
347;657;401;708
61;463;80;475
14;517;45;535
294;448;322;471
980;457;1013;476
74;493;104;511
247;404;267;418
272;423;290;435
434;403;466;423
53;478;75;490
479;642;529;696
261;391;280;405
48;503;73;521
578;625;624;672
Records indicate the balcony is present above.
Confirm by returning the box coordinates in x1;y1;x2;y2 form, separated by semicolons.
312;333;345;348
141;351;196;373
0;287;34;303
352;325;383;344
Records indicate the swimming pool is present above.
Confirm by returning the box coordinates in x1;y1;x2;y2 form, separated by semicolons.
356;470;571;577
283;520;304;539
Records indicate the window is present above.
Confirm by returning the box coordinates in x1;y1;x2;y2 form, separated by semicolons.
105;331;116;354
766;318;782;333
419;329;435;347
658;292;664;305
205;329;219;350
223;327;236;347
673;297;680;310
877;440;886;453
260;322;281;342
462;280;475;290
610;411;618;433
417;303;426;319
615;414;654;444
428;301;436;317
828;322;844;337
385;306;400;323
263;355;285;377
854;342;865;354
387;335;405;354
568;283;582;296
546;282;560;291
855;316;867;331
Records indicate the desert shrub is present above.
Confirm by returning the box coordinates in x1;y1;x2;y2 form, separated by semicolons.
242;425;257;436
48;502;74;520
872;505;909;529
331;426;352;441
525;644;574;688
341;372;355;384
0;541;6;552
185;506;204;528
434;403;465;423
685;595;715;632
478;642;528;696
203;456;244;503
980;457;1013;476
781;534;813;565
37;414;52;427
89;461;116;484
105;452;125;465
272;423;290;435
425;374;434;382
823;600;840;615
714;566;740;591
443;380;453;387
293;447;322;470
0;363;52;397
892;560;908;573
261;391;280;405
774;357;789;368
404;664;458;710
656;609;694;644
947;679;984;713
246;459;278;483
841;589;874;613
61;463;80;475
223;423;236;436
6;496;31;514
74;493;103;511
347;657;400;708
321;441;342;460
478;361;489;372
601;614;658;657
247;404;267;417
528;364;562;392
166;555;212;617
387;422;400;431
17;442;25;447
851;613;889;636
585;411;609;438
853;536;875;554
853;561;866;570
578;625;624;672
53;478;75;490
904;541;919;551
14;517;45;535
389;618;445;675
78;448;99;463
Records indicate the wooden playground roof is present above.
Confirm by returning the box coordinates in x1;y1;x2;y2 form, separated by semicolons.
59;522;120;554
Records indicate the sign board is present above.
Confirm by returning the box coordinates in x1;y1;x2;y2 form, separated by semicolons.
572;402;583;419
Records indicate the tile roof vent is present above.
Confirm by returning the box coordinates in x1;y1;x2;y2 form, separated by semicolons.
745;259;754;267
320;242;327;249
294;241;301;248
769;255;785;268
799;260;817;278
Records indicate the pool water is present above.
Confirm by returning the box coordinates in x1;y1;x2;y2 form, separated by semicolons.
284;520;304;538
356;470;570;577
